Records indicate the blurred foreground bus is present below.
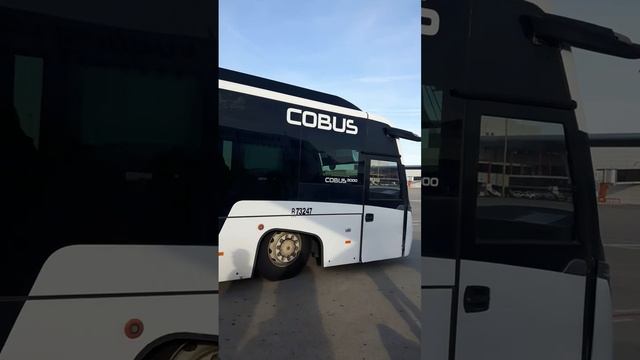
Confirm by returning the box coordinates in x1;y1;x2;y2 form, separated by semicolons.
0;2;218;359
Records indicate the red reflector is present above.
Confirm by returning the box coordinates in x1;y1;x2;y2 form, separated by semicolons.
124;319;144;339
258;224;264;230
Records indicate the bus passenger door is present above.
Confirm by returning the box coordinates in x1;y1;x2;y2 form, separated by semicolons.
454;102;600;360
361;155;408;262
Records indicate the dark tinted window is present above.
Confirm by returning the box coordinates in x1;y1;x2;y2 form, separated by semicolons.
76;65;202;146
422;85;442;173
298;119;365;205
218;127;299;214
243;143;284;171
369;160;401;200
45;63;210;245
617;169;640;183
476;116;575;244
218;90;300;215
4;55;212;248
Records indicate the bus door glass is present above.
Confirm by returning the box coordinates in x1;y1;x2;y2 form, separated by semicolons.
361;155;406;262
455;101;591;359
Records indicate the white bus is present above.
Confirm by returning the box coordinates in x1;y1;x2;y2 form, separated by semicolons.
0;2;218;359
218;69;420;281
421;0;639;359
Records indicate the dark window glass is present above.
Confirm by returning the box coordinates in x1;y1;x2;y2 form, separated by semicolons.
43;64;209;245
243;143;283;171
369;160;401;200
320;149;360;179
617;169;640;183
476;116;575;244
218;90;300;215
218;128;298;214
298;117;365;205
3;59;212;248
422;85;442;171
222;140;233;169
13;56;43;149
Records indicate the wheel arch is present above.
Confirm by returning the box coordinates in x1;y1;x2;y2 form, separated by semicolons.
134;332;218;360
252;228;325;276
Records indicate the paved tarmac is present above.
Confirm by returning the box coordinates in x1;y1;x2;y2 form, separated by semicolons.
219;194;639;359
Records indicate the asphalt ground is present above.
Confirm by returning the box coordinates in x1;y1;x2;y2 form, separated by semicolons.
219;188;422;360
219;194;639;359
598;205;640;359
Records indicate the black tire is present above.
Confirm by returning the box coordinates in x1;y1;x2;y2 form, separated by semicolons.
256;231;310;281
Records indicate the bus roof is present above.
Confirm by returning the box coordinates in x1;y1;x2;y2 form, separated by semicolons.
219;68;361;111
218;68;402;130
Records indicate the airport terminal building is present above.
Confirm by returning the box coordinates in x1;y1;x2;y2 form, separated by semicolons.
592;147;640;204
410;118;640;204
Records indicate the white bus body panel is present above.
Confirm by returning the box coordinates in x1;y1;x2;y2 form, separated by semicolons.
361;206;406;262
591;279;614;360
1;295;217;360
1;245;218;359
422;257;456;286
219;200;363;282
29;245;217;295
455;260;584;360
403;211;413;256
422;289;452;360
220;201;409;281
421;257;456;360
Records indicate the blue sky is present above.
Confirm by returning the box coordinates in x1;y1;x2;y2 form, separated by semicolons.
219;0;421;165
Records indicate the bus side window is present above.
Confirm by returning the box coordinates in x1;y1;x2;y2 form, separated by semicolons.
369;160;401;200
476;116;575;244
222;140;232;170
13;56;43;149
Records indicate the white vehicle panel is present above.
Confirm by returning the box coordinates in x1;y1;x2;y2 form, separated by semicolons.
30;245;218;295
403;211;413;256
455;260;584;360
422;257;456;286
219;200;363;282
1;294;217;360
361;205;405;262
2;245;218;359
421;289;452;360
591;279;613;360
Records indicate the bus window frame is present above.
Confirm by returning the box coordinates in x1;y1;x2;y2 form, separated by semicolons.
459;99;597;273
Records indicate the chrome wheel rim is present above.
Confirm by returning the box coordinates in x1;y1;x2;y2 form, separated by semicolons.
268;232;302;267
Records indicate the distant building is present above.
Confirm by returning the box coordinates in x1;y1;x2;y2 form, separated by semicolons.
405;165;421;188
591;148;640;204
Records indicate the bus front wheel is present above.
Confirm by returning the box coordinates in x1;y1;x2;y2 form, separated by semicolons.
257;231;310;281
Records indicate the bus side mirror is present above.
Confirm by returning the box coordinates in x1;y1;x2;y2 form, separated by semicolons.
525;13;640;59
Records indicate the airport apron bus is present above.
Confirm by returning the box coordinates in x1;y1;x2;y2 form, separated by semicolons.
0;3;218;359
218;68;420;282
421;0;640;359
